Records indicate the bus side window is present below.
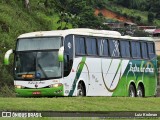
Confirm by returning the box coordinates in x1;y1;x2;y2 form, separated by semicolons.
75;37;86;55
97;38;109;57
109;39;120;57
120;40;131;58
148;42;156;59
141;42;148;59
131;41;141;59
64;35;73;77
86;37;97;56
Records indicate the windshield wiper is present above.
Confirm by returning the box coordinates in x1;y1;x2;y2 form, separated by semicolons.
37;63;48;79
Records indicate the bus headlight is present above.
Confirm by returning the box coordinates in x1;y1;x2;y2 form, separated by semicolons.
15;85;25;89
49;83;63;88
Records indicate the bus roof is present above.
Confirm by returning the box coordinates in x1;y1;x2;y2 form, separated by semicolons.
119;36;154;42
17;28;121;39
17;28;154;42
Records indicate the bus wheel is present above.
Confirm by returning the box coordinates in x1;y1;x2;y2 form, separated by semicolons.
77;82;85;96
129;84;136;97
137;85;144;97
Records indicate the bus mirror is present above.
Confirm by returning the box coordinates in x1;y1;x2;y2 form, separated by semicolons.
4;49;13;65
58;46;64;62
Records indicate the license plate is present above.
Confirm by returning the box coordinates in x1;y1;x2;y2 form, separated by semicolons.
32;91;41;95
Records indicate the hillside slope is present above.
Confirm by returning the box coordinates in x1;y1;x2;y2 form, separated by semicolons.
95;9;132;22
102;2;160;27
0;1;58;94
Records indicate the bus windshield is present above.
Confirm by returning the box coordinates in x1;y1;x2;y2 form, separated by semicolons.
14;37;62;80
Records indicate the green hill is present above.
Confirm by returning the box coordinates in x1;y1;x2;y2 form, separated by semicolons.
0;1;60;96
104;1;160;27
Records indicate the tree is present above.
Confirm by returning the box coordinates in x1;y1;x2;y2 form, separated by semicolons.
77;7;105;29
57;12;79;29
52;0;109;30
148;12;154;23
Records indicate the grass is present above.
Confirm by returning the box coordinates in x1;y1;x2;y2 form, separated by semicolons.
0;97;159;111
0;97;159;119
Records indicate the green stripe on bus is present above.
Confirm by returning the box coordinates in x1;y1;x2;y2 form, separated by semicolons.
68;57;86;96
110;60;122;88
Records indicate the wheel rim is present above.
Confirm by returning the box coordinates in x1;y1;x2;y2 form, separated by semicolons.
77;83;84;96
137;87;143;97
137;90;142;97
77;89;83;96
130;89;135;97
129;85;136;97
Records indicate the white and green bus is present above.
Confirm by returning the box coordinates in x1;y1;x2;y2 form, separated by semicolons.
4;28;157;97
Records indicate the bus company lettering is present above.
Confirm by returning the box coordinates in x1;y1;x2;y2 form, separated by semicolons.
28;81;45;84
129;62;154;73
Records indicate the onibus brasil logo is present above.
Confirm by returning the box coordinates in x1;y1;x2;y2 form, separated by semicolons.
1;112;42;117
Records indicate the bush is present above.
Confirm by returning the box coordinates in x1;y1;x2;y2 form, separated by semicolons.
0;84;16;97
136;16;141;21
148;12;155;23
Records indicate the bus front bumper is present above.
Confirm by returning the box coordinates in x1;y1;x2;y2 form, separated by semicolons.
15;85;64;97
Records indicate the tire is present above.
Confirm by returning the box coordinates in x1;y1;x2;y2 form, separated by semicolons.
137;85;144;97
77;82;85;96
129;84;136;97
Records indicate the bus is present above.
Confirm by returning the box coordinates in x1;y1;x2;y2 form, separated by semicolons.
4;28;157;97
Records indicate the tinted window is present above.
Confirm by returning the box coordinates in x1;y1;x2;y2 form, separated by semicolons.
64;35;73;77
98;38;109;56
86;38;97;55
75;37;85;55
120;40;130;58
148;42;156;59
109;40;120;57
141;42;148;59
131;41;141;58
17;37;62;51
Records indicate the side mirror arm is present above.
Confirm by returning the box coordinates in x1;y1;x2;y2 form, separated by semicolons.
4;49;14;65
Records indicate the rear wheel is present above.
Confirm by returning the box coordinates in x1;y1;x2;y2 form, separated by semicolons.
129;84;136;97
137;85;144;97
77;82;85;96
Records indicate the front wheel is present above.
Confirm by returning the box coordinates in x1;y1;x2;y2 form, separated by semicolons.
77;82;85;96
129;84;136;97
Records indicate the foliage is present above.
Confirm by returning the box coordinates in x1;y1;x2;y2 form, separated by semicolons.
105;2;143;25
148;12;155;23
0;84;15;97
52;0;107;29
76;6;104;29
112;0;160;26
113;0;160;12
